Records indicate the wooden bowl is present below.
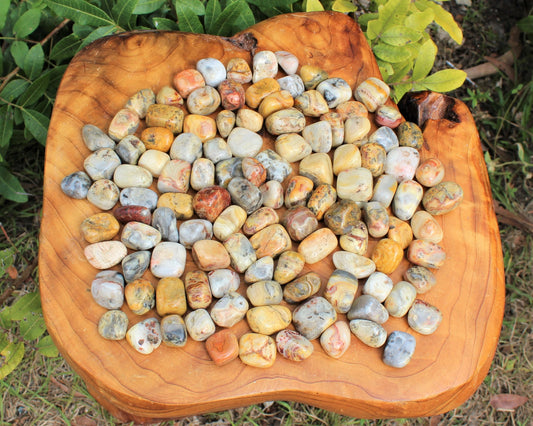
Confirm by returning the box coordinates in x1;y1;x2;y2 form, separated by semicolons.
39;11;505;423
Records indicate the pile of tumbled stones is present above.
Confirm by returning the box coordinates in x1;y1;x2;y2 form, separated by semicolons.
61;50;464;369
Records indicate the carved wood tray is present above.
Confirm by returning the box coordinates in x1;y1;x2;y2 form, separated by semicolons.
39;11;505;423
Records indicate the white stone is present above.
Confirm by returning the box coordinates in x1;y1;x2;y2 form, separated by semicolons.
150;242;186;278
227;127;263;157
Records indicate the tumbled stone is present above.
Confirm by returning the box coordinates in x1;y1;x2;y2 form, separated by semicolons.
282;206;318;242
320;321;351;359
215;111;236;139
294;90;329;117
332;251;375;279
299;152;333;186
371;238;403;275
241;157;267;187
411;211;443;243
85;241;127;269
227;177;263;214
192;185;231;222
138;149;170;177
265;108;306;135
245;78;280;109
151;207;179;242
333;144;361;176
384;147;420;182
98;310;128;340
185;309;215;342
114;205;151;225
208;269;240;298
300;65;328;90
258;90;294;117
275;51;298;75
146;104;184;134
256;150;292;183
324;199;362;235
108;108;140;141
336;100;368;120
273;251;304;284
218;79;245;111
173;68;205;98
246;305;291;335
253;50;278;82
236;108;263;133
387;216;413;249
61;171;92;199
150;242;186;278
354;77;390;112
324;269;358;314
298;228;337;264
302;120;332;153
360;142;386;177
183;114;217;142
161;314;187;347
124;88;155;119
156;277;187;316
197;57;226;87
320;112;344;147
157;159;191;194
278;74;305;98
184;270;212;309
213;205;247;241
284;272;321;304
226;57;252;84
126;318;161;354
385;281;417;318
216;157;244;188
187;86;221;115
227;127;263;158
87;179;120;210
204;136;232;163
284;176;313;209
157;193;194;219
275;133;311;164
371;174;398;208
170;133;203;164
363;272;393;302
407;239;446;269
422;181;464;215
84;148;121;181
276;330;314;362
347;294;389;324
316;78;352;108
113;164;153;189
115;135;146;164
344;116;371;144
307;184;336;221
336;167;373;202
125;278;155;315
239;333;276;368
91;270;124;309
363;201;389;238
397;121;424;149
244;256;274;284
403;265;437;294
210;292;249;328
81;212;120;243
383;331;416;368
259;181;284;209
179;219;213;249
292;297;337;340
246;280;283;306
121;222;161;250
242;207;279;236
205;329;239;366
415;158;445;187
408;300;442;335
122;250;151;283
191;240;231;271
120;187;158;210
250;224;292;258
392;179;423;221
82;124;115;151
349;319;387;348
223;233;257;273
156;85;183;107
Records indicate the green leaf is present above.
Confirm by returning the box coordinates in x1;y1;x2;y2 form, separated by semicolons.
0;106;13;149
373;43;412;63
369;0;409;39
174;0;204;33
13;8;41;38
0;247;15;277
517;16;533;34
245;0;297;17
332;0;357;13
50;34;82;61
412;38;437;80
405;8;434;31
22;108;49;145
10;41;29;70
0;308;13;328
36;335;59;357
0;341;24;380
19;313;47;341
133;0;166;14
178;0;205;15
112;0;139;28
152;17;179;30
72;22;93;37
388;60;413;83
227;0;254;33
305;0;324;12
380;25;422;46
204;0;221;34
391;82;412;103
18;74;51;108
0;79;30;102
358;12;378;30
415;0;463;44
80;25;117;49
0;0;9;32
45;0;115;27
419;69;466;92
8;292;42;321
209;0;246;36
22;44;44;80
0;166;28;203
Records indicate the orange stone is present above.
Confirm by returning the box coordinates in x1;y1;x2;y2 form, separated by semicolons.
205;329;240;366
141;127;174;152
183;114;217;142
245;78;280;109
371;238;403;275
156;277;187;317
191;240;231;271
249;224;291;258
258;90;294;117
173;69;205;98
336;100;368;120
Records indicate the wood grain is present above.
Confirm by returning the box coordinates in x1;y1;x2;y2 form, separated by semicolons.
39;12;505;423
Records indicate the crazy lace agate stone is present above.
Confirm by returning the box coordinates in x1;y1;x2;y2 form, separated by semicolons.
273;250;305;284
336;167;372;202
307;183;337;221
226;58;252;84
354;77;390;112
61;171;92;199
125;278;155;315
183;114;216;142
256;150;292;183
216;157;243;188
344;116;371;144
259;181;284;209
275;51;298;75
403;265;437;294
138;150;170;177
246;305;292;335
161;314;187;347
393;179;423;221
91;270;124;310
150;242;186;278
375;105;402;129
108;108;140;141
173;68;205;98
320;112;344;147
320;321;351;359
339;220;368;255
197;57;226;87
241;157;267;187
282;206;318;242
126;318;161;354
98;310;128;340
223;232;257;273
363;201;390;238
121;222;161;250
246;280;283;306
156;277;187;316
156;85;183;107
385;281;417;318
324;269;358;314
397;121;424;149
227;177;263;214
204;136;232;162
299;65;328;90
372;238;403;275
302;120;332;153
383;331;416;368
277;74;305;98
283;272;322;304
187;86;221;115
114;164;153;189
245;78;280;109
185;309;215;342
157;193;194;219
205;329;239;366
124;88;155;119
184;270;212;309
228;127;263;158
407;239;446;269
84;241;127;269
239;333;276;368
411;211;443;243
298;150;334;186
333;144;361;175
297;228;337;264
292;297;337;340
258;90;294;118
324;199;362;235
87;179;120;210
265;108;306;135
387;216;413;249
208;268;240;298
115;135;146;165
157;159;191;194
408;300;442;335
371;174;398;208
422;181;464;215
294;90;329;117
84;148;121;181
191;239;229;272
179;219;213;249
192;185;231;222
360;142;386;177
384;147;420;182
252;50;278;83
249;224;292;259
122;250;151;283
80;212;120;243
336;100;368;120
349;319;387;348
210;292;249;328
151;207;179;242
347;294;389;324
82;124;115;151
244;256;274;284
363;272;393;302
275;133;312;163
276;330;314;362
213;205;247;241
369;125;399;153
316;78;352;109
415;158;445;187
141;126;174;152
170;133;203;163
114;205;151;225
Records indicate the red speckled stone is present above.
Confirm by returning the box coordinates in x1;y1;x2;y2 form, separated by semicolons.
218;79;245;110
113;205;151;225
242;157;267;187
192;185;231;222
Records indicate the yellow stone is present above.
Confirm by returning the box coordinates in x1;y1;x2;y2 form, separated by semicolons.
235;108;264;133
249;224;291;258
387;216;413;249
157;193;193;219
344;116;371;145
336;100;368;120
245;78;280;109
298;228;338;264
294;90;329;117
213;205;247;242
246;305;292;335
239;333;276;368
156;277;187;316
333;144;361;175
183;114;217;142
145;104;184;133
299;152;333;186
141;127;174;152
258;90;294;117
274;250;305;284
371;238;404;275
299;65;328;90
125;278;155;315
80;212;120;243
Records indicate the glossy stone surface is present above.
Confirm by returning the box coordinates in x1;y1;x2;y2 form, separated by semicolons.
152;207;179;242
170;133;203;164
91;271;124;310
157;159;191;194
204;136;232;162
61;171;92;199
247;305;292;335
422;181;464;215
411;211;443;243
371;238;403;275
302;121;332;153
275;50;298;75
324;199;362;235
273;251;304;284
383;331;416;368
210;292;249;328
294;90;329;117
122;250;151;283
84;148;121;181
283;272;321;304
245;78;280;109
216;157;244;188
113;164;153;189
157;193;194;220
81;212;120;243
126;318;161;354
392;179;423;221
138;149;170;177
150;242;186;278
333;144;361;175
227;177;263;214
218;79;245;111
125;278;155;315
244;256;274;284
320;321;351;359
316;77;352;108
415;158;445;187
192;185;231;222
375;105;402;128
98;310;128;340
407;239;446;269
275;133;311;163
197;57;226;87
324;269;358;314
223;233;257;273
250;224;292;259
320;112;344;147
258;90;294;118
241;157;267;187
354;77;390;112
347;294;389;324
387;216;413;249
397;121;424;149
184;270;212;310
363;272;393;302
114;205;151;225
82;124;115;151
115;135;146;164
349;319;387;348
371;174;398;208
246;280;283;306
265;108;306;135
183;114;216;142
299;65;328;90
185;309;215;342
292;297;337;340
259;181;284;209
344;116;371;144
84;241;127;269
278;74;305;98
226;58;252;84
213;205;247;242
336;100;368;120
336;167;373;202
161;314;187;347
282;206;318;242
252;50;278;82
384;147;420;182
205;329;239;366
156;85;183;107
307;184;337;220
120;187;158;210
146;104;184;134
227;127;263;157
360;142;386;177
179;219;213;249
108;108;140;141
239;333;276;368
276;330;314;362
408;300;442;335
369;126;400;153
297;228;338;264
121;222;161;250
256;150;292;183
385;281;417;318
242;207;279;236
403;265;437;294
173;68;205;98
339;221;368;255
333;251;376;279
208;268;240;298
156;277;187;316
191;240;231;271
363;201;389;238
141;127;174;152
